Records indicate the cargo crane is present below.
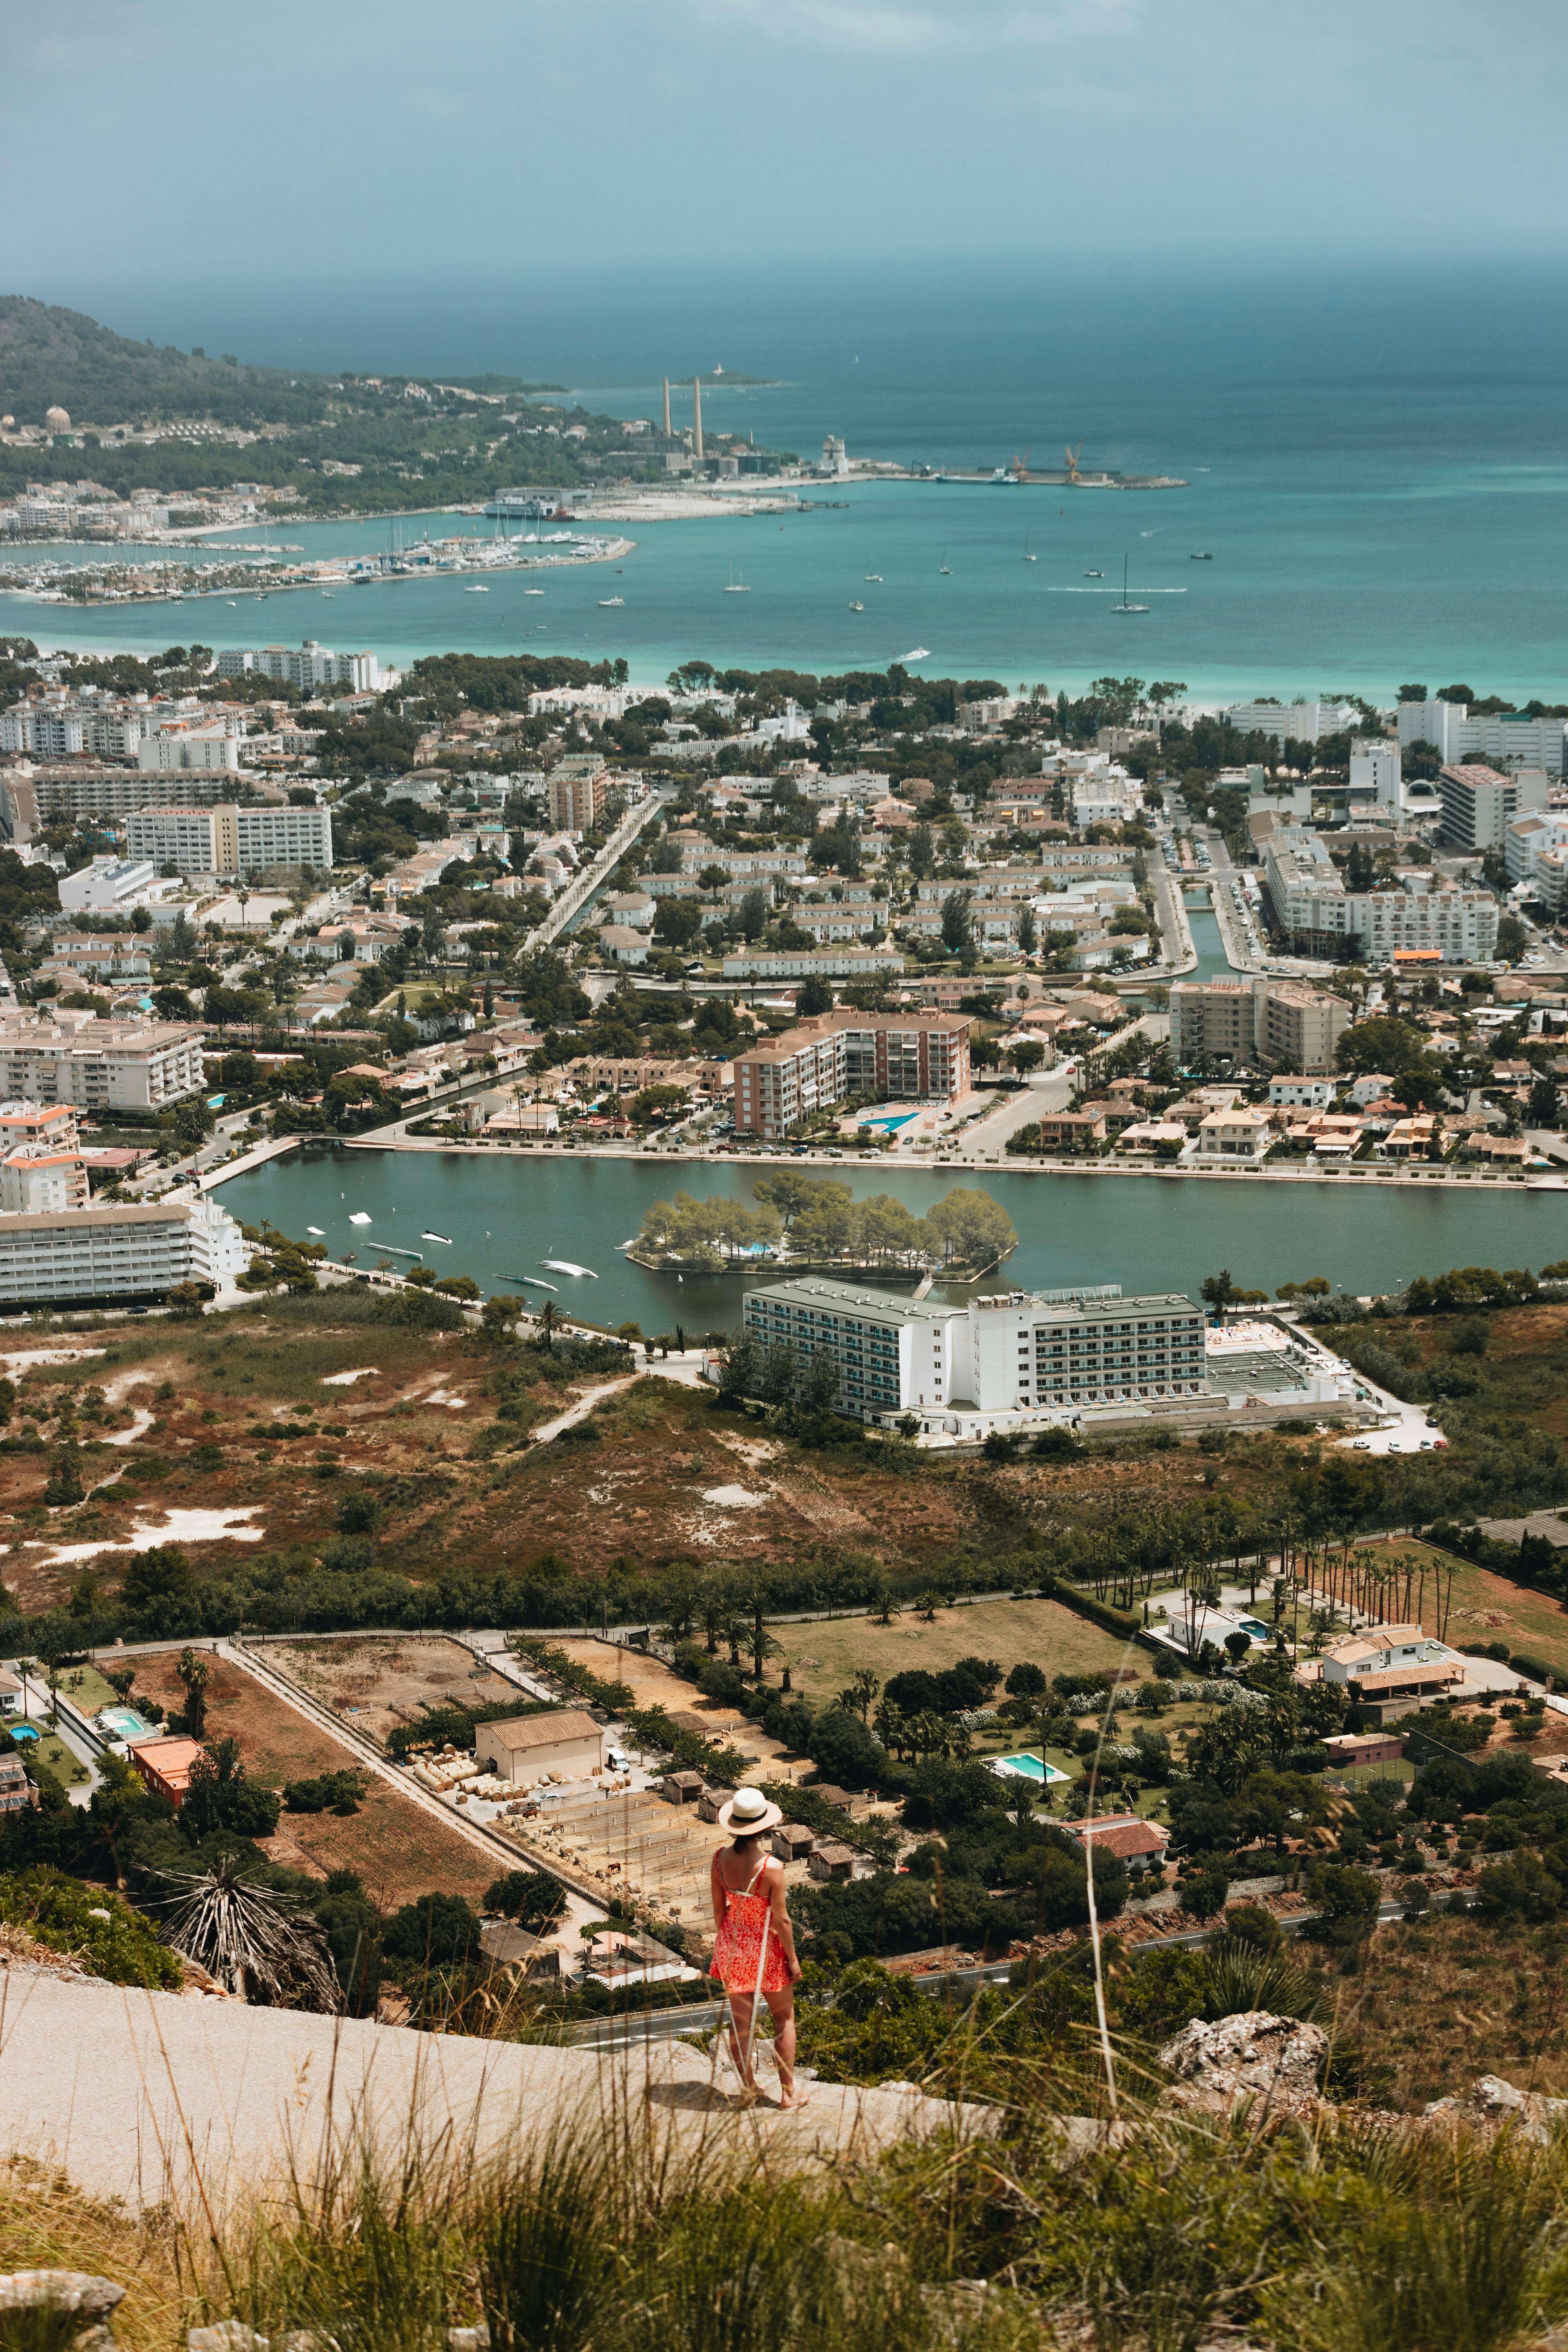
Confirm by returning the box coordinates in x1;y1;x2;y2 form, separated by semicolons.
1064;444;1083;485
1009;448;1031;482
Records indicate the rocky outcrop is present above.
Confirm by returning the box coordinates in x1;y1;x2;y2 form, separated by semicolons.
0;2270;124;2352
1157;2010;1329;2120
1422;2073;1568;2142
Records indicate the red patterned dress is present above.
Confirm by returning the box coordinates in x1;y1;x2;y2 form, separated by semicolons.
709;1853;793;1995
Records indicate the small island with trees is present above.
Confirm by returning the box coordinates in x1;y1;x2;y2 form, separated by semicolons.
628;1172;1016;1278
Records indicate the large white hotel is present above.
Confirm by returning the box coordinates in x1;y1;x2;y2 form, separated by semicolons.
740;1279;1207;1436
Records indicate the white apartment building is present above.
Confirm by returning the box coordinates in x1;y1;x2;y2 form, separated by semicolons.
216;640;386;692
0;1102;78;1153
1;693;236;764
1435;763;1550;852
1269;1076;1336;1108
0;1146;88;1213
1348;743;1402;809
1227;701;1359;745
0;1015;204;1111
1505;813;1568;914
1261;825;1498;960
57;859;160;916
739;1279;1207;1429
1399;702;1568;775
0;1197;246;1307
137;724;240;775
125;802;333;876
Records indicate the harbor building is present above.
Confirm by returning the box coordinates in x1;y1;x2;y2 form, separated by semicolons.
0;1197;246;1307
215;641;387;692
738;1278;1207;1432
125;802;333;877
730;1010;971;1140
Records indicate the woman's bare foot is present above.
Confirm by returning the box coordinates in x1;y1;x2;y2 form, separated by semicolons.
775;2084;811;2110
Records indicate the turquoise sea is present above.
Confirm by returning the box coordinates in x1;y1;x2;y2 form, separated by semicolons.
22;257;1568;703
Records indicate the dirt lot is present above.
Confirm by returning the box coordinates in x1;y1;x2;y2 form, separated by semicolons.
778;1594;1146;1707
125;1652;496;1910
267;1634;520;1748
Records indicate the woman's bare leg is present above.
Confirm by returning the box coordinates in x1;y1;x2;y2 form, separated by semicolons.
765;1988;807;2106
727;1991;758;2087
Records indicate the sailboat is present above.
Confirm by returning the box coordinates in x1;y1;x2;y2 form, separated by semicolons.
1083;568;1104;578
1023;541;1037;562
1112;555;1149;615
939;551;952;574
723;567;750;593
864;572;883;582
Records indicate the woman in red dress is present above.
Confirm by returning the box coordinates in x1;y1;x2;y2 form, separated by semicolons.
709;1786;808;2108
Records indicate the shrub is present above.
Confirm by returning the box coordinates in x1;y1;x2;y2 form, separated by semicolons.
901;1759;1010;1832
484;1869;567;1929
0;1867;182;1989
381;1890;482;1969
283;1770;367;1815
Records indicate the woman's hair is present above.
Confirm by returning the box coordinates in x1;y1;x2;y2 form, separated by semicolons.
731;1829;764;1852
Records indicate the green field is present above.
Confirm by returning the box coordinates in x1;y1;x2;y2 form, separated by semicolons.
778;1593;1145;1709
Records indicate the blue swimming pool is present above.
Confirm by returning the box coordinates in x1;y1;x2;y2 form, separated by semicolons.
858;1112;918;1134
991;1753;1070;1785
97;1705;156;1741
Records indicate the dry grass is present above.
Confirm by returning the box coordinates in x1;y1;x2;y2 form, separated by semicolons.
0;2157;189;2352
1334;1910;1568;2110
127;1653;496;1910
778;1592;1144;1706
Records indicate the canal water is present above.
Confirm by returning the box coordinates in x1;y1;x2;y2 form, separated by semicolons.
1183;888;1236;983
213;1147;1567;1336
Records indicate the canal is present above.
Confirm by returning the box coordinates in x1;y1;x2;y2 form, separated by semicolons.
213;1147;1568;1335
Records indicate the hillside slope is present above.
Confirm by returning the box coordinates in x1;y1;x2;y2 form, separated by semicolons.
0;296;328;428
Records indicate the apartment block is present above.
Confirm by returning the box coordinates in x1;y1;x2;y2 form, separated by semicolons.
0;1147;88;1213
0;1198;247;1306
0;1015;204;1111
546;758;610;832
125;803;334;876
1399;702;1568;775
136;724;240;775
1505;813;1568;914
740;1278;1207;1426
1261;823;1498;961
1436;762;1549;852
1170;976;1350;1072
730;1010;971;1139
1226;700;1359;744
215;640;386;692
1;772;236;846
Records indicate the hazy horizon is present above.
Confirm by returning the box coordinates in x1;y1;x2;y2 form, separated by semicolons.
6;0;1567;292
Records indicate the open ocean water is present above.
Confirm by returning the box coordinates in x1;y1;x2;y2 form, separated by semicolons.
23;256;1568;700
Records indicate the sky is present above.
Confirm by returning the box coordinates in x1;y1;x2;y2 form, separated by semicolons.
6;0;1568;293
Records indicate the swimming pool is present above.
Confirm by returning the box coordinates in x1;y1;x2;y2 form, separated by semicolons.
990;1753;1070;1785
857;1112;918;1133
97;1705;156;1741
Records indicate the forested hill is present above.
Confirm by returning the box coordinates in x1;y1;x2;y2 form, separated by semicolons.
0;297;561;430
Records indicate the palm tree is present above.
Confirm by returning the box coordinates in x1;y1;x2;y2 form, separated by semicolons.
538;1300;559;1352
155;1854;341;2009
850;1669;880;1724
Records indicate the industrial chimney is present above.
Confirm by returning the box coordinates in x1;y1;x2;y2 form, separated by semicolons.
662;377;671;436
692;377;704;462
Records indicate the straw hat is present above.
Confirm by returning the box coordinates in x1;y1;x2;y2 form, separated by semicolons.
715;1785;785;1837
